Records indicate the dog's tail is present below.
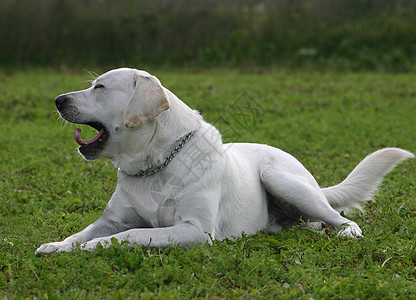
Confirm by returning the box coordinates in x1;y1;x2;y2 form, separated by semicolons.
322;148;414;211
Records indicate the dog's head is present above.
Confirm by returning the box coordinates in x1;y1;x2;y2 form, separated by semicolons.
55;68;170;160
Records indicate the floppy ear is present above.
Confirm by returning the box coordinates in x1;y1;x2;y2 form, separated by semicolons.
123;74;170;129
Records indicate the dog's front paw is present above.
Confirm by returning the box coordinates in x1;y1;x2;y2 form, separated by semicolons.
337;222;363;238
82;238;112;251
35;241;73;254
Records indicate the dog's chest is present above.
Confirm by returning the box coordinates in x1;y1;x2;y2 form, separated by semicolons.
120;173;185;227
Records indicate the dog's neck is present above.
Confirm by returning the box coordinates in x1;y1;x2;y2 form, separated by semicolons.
112;89;202;176
118;131;194;176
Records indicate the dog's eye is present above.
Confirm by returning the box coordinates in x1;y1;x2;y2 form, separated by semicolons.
94;84;105;90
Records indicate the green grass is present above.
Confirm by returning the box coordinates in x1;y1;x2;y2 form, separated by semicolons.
2;0;416;71
0;68;415;298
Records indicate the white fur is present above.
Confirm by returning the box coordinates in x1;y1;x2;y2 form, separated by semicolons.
36;68;414;253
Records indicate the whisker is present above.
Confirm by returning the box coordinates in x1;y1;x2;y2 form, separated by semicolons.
51;110;61;122
85;70;99;82
52;111;68;129
82;69;99;88
83;69;99;80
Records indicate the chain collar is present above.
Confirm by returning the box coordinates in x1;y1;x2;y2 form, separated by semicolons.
118;131;194;177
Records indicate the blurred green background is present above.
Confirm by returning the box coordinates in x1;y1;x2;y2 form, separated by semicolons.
1;0;415;71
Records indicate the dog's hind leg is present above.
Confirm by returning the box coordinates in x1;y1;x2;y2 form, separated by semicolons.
260;155;362;237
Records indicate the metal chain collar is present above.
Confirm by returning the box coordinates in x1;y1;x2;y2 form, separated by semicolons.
118;131;194;177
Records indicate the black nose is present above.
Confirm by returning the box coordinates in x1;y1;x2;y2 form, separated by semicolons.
55;95;68;110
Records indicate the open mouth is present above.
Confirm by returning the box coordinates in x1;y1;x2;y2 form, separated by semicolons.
75;122;109;148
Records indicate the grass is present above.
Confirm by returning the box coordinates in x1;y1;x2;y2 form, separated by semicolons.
0;68;415;298
2;0;416;71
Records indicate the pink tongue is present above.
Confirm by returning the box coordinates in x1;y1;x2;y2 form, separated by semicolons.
75;128;105;146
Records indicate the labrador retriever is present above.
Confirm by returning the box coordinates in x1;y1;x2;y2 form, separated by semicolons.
36;68;414;253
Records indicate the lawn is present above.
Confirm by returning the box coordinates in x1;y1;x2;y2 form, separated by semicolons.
0;68;415;298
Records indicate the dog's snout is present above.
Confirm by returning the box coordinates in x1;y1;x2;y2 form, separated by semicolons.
55;95;68;110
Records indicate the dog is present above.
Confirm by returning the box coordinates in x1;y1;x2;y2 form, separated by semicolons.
36;68;414;253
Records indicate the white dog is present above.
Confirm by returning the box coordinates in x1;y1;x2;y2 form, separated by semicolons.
36;68;414;253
